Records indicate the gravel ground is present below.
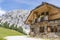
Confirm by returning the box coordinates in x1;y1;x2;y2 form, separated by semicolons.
4;36;43;40
4;35;60;40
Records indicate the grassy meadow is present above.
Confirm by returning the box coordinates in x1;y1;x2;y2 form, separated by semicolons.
0;27;23;40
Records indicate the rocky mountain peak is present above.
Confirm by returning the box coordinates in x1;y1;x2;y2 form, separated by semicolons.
0;10;30;34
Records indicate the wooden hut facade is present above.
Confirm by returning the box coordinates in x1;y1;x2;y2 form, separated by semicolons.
25;2;60;37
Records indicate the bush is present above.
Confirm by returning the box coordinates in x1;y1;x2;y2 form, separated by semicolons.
0;23;3;27
1;22;9;28
17;27;27;35
0;24;2;27
17;27;23;33
9;24;14;29
13;25;17;30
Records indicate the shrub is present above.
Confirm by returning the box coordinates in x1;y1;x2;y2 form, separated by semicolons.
17;27;23;33
13;25;17;30
0;24;2;27
17;27;27;35
9;24;14;29
1;22;9;28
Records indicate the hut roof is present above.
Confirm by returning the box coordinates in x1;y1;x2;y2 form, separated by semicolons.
25;2;60;24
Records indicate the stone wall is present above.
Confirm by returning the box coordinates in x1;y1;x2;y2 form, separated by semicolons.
29;20;60;37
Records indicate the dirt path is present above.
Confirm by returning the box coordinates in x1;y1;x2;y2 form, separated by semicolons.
4;36;43;40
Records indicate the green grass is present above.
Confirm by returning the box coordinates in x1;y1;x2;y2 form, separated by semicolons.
0;27;23;40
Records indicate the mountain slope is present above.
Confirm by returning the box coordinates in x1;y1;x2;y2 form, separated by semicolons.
0;10;30;34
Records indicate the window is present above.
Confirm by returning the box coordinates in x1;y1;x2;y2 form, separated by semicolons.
46;12;49;15
47;26;57;32
44;12;49;21
50;26;54;32
35;18;37;23
47;26;51;32
40;12;44;21
31;28;34;32
39;27;44;33
41;12;44;15
53;26;57;32
58;20;60;25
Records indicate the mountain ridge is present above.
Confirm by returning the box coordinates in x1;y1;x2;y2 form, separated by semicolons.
0;10;30;34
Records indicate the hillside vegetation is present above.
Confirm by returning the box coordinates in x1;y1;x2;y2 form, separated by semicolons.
0;27;23;40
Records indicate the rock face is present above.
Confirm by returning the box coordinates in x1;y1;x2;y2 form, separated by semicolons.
0;10;30;34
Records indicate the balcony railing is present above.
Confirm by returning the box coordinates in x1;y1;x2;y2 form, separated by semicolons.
34;15;48;23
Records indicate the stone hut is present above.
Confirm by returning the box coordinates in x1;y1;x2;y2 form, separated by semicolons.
25;2;60;37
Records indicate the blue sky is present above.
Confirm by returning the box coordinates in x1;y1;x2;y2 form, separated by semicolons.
0;0;60;11
0;0;60;15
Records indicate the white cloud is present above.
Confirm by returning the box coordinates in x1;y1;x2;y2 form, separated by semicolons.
0;8;6;16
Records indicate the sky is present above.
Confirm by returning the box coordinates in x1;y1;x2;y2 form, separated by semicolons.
0;0;60;15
